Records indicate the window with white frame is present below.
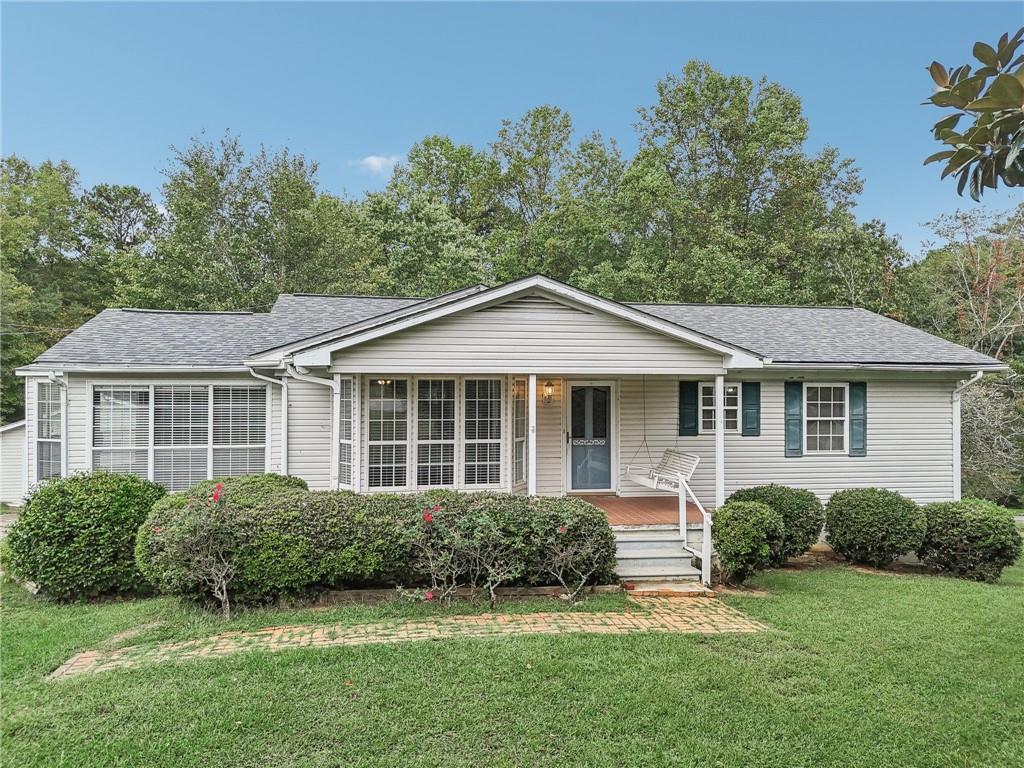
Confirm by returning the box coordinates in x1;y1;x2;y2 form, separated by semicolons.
367;379;408;488
699;382;740;432
464;379;502;485
338;378;354;487
213;386;266;477
512;378;527;484
92;385;150;478
154;385;209;491
416;379;455;486
36;382;63;480
805;384;847;453
92;383;266;490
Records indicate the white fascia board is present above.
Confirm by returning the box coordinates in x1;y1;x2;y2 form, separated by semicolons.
0;419;26;433
15;364;252;376
765;362;1009;374
293;276;763;369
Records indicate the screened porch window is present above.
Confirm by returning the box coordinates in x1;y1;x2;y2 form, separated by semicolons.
92;385;150;478
338;378;354;487
36;381;63;480
416;379;455;486
512;378;527;485
464;379;502;485
367;379;408;488
699;382;740;433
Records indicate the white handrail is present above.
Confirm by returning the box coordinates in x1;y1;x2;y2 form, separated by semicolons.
678;474;713;588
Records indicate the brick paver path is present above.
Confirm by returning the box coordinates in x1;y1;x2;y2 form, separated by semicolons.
50;598;766;680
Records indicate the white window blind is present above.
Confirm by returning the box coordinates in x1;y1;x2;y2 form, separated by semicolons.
154;385;209;491
513;378;527;484
416;379;455;487
338;378;354;487
464;379;502;485
36;382;63;480
367;379;408;488
92;385;149;478
212;386;266;477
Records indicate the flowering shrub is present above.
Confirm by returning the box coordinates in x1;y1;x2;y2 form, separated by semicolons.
7;471;166;600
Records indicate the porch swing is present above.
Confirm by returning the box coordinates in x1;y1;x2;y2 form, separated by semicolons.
620;376;713;587
621;376;702;494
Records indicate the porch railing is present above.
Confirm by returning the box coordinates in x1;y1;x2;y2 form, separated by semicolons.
678;474;713;588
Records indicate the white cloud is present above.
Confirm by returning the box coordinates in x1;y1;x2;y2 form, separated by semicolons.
358;154;403;175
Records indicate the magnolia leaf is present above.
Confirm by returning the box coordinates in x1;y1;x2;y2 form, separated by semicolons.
974;41;998;67
950;75;986;101
924;150;956;165
1006;131;1024;168
988;73;1024;106
933;114;962;132
969;165;983;201
956;166;971;195
930;91;968;108
929;61;949;87
965;96;1013;110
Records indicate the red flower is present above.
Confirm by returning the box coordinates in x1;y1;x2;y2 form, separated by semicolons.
558;526;568;534
432;504;442;512
153;526;163;534
212;482;224;503
423;510;433;524
424;590;435;601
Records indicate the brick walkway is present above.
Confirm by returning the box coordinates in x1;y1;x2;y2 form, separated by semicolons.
49;598;767;680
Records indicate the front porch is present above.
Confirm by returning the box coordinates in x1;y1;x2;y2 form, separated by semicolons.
583;495;705;527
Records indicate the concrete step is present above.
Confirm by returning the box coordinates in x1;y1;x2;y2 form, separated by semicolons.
616;539;690;558
624;580;713;597
616;555;701;579
613;527;684;541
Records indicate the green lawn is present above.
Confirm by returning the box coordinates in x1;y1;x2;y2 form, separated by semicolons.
3;560;1023;768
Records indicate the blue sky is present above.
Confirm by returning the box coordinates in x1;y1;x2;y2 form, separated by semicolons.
2;1;1021;254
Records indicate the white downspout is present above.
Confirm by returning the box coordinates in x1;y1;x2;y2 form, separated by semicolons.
47;371;68;478
285;364;340;490
249;369;288;475
714;374;725;508
951;370;984;501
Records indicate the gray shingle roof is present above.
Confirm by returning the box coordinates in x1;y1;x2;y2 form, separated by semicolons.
632;303;1001;367
30;290;1002;369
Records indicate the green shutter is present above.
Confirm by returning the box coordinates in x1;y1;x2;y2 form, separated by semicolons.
784;381;803;457
849;382;867;457
741;382;761;436
679;381;698;436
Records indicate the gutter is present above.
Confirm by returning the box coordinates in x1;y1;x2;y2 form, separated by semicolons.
249;369;288;475
952;370;985;397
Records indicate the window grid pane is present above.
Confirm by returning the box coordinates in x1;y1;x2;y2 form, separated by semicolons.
699;383;739;432
416;379;455;487
212;386;265;446
513;378;527;483
93;386;150;448
465;379;501;485
155;386;208;447
368;380;408;488
805;385;847;453
154;448;208;492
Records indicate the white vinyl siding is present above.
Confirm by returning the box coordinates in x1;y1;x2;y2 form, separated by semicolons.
287;377;332;490
330;295;726;375
0;423;27;505
534;377;563;495
618;375;958;506
36;382;63;480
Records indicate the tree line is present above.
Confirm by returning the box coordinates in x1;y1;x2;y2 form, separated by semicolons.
2;61;1021;500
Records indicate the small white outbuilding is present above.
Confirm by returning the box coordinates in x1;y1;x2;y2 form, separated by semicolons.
0;420;27;506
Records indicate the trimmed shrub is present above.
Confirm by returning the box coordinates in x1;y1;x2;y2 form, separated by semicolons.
712;501;785;584
528;496;618;598
7;471;166;599
727;485;824;564
917;498;1023;582
825;488;926;568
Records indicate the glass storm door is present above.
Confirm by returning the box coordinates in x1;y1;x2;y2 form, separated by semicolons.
569;385;612;490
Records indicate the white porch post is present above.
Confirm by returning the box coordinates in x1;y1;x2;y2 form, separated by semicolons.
714;374;725;508
528;373;537;496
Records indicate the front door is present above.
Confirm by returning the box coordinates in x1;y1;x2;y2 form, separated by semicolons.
568;385;613;491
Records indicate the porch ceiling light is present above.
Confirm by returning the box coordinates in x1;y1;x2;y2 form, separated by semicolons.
543;380;554;404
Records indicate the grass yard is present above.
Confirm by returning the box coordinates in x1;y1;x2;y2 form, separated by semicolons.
3;559;1023;768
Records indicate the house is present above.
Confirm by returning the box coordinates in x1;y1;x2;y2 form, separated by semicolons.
13;275;1006;582
0;420;27;505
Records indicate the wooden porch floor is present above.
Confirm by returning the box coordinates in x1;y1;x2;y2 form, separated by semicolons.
583;495;703;527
